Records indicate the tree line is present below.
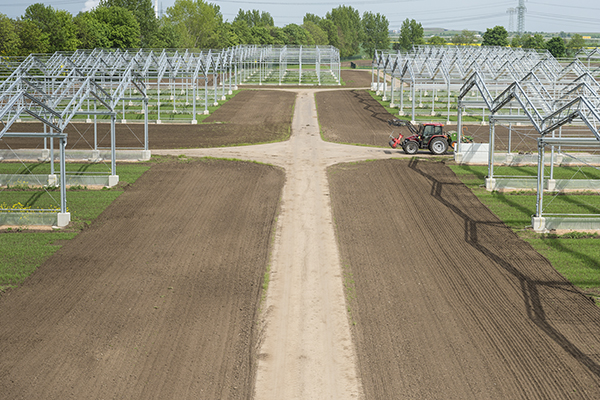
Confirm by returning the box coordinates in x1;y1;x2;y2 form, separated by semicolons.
0;0;389;58
0;1;589;60
425;26;587;58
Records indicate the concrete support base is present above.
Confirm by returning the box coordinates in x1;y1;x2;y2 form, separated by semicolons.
191;120;197;124
86;119;92;123
57;212;71;227
504;153;514;165
39;149;50;162
48;174;58;187
140;150;151;161
213;102;219;106
485;178;496;191
156;120;162;124
532;216;547;232
108;175;119;187
90;150;102;163
546;179;557;191
553;154;564;165
203;110;210;115
121;119;127;124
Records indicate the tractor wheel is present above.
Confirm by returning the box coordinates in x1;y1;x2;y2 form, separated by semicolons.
429;137;448;155
402;141;419;155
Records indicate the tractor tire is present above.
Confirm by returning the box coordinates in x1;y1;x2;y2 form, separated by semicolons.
429;137;448;155
402;141;419;155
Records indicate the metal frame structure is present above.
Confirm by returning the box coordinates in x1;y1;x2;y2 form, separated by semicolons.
372;44;600;231
0;45;341;227
371;45;557;124
236;45;341;86
456;60;600;232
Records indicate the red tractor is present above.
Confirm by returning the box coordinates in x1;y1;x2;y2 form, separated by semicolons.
388;119;457;155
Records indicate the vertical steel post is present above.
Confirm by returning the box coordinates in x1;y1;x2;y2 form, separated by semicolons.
411;84;416;122
536;138;545;218
456;103;463;155
144;99;149;150
488;119;495;180
60;136;67;214
111;114;116;177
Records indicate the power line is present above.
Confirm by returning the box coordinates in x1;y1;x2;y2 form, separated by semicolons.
528;1;600;11
214;0;418;5
528;11;600;25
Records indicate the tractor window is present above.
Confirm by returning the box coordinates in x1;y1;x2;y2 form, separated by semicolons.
423;125;435;136
434;126;442;135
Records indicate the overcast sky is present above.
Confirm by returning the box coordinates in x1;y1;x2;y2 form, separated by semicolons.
2;0;600;33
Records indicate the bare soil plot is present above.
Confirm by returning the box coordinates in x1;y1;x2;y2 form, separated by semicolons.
328;158;600;399
316;89;396;146
340;70;372;88
0;159;284;399
316;90;591;153
0;90;295;150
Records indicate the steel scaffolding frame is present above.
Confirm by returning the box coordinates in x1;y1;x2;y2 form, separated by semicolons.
236;45;341;86
372;45;600;231
372;45;565;123
0;45;341;226
457;65;600;232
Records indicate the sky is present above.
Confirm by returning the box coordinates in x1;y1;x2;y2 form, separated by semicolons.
2;0;600;33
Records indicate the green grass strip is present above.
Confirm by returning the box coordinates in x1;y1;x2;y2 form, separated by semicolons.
0;163;150;290
0;232;78;290
450;164;600;292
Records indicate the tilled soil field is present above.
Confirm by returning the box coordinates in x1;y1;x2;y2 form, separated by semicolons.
340;69;372;87
0;159;284;399
1;90;295;150
328;158;600;399
316;89;587;153
317;90;395;146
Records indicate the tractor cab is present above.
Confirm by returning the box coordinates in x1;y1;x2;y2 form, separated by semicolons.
420;123;444;141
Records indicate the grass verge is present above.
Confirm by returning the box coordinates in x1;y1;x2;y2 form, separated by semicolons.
0;162;150;292
450;163;600;302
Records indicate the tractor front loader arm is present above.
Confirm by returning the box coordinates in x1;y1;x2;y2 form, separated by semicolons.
388;119;419;135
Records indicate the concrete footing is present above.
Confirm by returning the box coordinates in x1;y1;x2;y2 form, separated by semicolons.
48;174;58;187
140;150;151;161
108;175;119;187
532;215;600;232
57;213;71;227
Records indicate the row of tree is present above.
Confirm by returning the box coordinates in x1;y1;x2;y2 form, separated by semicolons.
0;0;390;58
426;26;587;58
0;0;589;60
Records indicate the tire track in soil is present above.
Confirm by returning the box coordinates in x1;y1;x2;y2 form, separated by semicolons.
328;158;600;399
0;159;284;399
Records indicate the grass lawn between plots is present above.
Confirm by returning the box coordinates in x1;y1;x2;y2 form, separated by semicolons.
0;162;151;292
450;163;600;303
